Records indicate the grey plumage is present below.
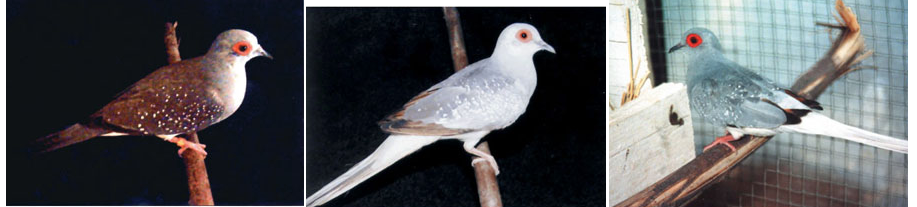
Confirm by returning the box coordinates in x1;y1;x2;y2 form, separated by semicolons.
670;27;906;153
686;49;789;129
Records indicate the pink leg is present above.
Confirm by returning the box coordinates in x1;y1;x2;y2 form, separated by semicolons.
169;137;208;157
463;143;500;175
703;133;737;152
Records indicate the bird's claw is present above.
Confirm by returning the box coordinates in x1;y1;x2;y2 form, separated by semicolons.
171;137;208;157
178;142;208;157
471;156;501;175
703;134;737;152
463;142;501;175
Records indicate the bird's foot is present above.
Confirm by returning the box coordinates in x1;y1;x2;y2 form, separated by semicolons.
463;141;501;175
471;156;501;175
703;134;737;152
169;137;208;157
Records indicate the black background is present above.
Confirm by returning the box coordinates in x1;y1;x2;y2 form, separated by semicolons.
306;8;605;206
7;0;303;205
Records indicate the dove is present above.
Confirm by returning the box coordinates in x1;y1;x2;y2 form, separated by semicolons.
668;27;907;154
33;29;272;156
306;23;555;206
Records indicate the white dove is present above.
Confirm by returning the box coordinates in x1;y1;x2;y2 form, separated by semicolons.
306;23;555;206
668;27;907;154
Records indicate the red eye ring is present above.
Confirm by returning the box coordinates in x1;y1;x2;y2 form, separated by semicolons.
232;41;253;56
686;34;702;48
516;29;532;43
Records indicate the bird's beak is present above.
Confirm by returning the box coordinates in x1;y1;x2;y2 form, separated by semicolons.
258;47;273;59
668;43;685;54
540;41;556;54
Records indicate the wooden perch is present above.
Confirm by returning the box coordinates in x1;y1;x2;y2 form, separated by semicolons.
790;0;870;100
444;8;469;73
165;22;182;64
442;7;503;207
615;0;867;206
165;22;215;206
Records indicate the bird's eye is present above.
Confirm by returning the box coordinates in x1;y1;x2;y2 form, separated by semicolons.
516;29;532;43
233;41;252;56
686;34;702;48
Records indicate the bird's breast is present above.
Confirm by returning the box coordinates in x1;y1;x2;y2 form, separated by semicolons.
219;64;248;120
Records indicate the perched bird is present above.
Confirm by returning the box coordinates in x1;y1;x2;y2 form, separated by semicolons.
306;23;555;206
33;29;272;156
669;27;907;154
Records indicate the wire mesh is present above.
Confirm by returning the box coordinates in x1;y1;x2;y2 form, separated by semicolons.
646;0;907;206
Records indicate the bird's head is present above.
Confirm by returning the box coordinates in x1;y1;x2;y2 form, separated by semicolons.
493;23;555;58
668;27;722;55
208;29;273;63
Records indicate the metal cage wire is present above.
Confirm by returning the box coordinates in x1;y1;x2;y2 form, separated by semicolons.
647;0;907;206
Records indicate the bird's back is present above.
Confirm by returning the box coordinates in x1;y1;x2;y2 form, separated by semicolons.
94;57;234;135
380;58;534;134
686;55;787;128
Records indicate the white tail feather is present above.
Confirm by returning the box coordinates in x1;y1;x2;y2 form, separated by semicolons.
306;135;438;207
779;112;907;154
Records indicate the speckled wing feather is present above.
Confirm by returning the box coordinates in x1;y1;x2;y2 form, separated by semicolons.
379;58;531;135
379;88;471;136
94;57;228;136
687;59;788;128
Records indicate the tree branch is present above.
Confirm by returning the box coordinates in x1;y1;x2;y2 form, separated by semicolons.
165;22;215;206
789;0;870;100
615;0;867;206
444;8;469;73
181;132;214;205
165;22;182;64
442;7;503;207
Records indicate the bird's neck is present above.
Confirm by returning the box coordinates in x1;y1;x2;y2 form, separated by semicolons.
686;49;726;78
489;52;538;93
203;53;249;120
490;50;536;70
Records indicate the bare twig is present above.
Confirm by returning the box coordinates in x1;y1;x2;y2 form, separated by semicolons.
615;0;867;206
443;8;469;73
791;0;870;99
620;9;653;106
442;7;503;207
621;9;637;105
165;22;215;206
165;22;181;64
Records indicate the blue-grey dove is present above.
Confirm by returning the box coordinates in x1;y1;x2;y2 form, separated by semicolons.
306;23;555;207
34;29;272;156
668;27;907;154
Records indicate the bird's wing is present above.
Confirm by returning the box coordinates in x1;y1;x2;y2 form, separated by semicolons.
379;59;527;135
94;58;225;135
688;61;790;128
379;87;473;136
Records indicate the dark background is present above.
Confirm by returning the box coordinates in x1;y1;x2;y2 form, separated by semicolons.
306;8;604;206
7;0;303;205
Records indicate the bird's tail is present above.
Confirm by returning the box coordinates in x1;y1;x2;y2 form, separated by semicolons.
31;124;107;154
306;135;438;207
779;112;907;154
